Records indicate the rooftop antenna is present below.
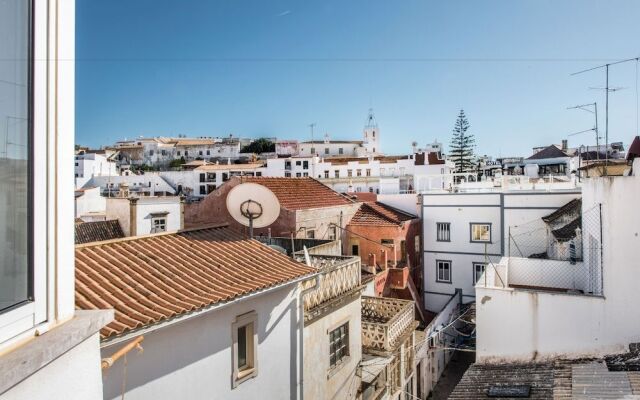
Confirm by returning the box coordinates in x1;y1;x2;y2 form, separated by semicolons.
567;102;600;159
226;183;280;239
308;123;316;155
572;56;640;175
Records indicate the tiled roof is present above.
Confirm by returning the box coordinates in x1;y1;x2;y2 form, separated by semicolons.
551;217;582;242
75;225;316;340
527;145;569;160
349;202;416;226
542;198;581;223
449;362;556;399
237;177;354;210
75;220;125;244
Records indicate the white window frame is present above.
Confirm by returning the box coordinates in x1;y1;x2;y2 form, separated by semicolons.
436;222;450;242
473;262;486;284
151;215;167;233
1;0;49;345
231;311;258;388
470;223;492;243
436;260;452;283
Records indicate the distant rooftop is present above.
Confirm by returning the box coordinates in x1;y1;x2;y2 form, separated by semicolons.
349;202;417;227
74;220;125;244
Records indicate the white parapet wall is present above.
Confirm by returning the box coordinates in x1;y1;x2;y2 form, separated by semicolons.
476;159;640;363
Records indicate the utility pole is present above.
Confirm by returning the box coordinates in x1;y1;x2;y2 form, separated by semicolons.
572;56;640;176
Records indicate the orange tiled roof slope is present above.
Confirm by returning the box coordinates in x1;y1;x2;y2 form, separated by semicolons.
75;225;316;339
349;202;417;226
238;177;354;210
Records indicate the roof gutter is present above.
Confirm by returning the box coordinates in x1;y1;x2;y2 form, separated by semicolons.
100;272;317;349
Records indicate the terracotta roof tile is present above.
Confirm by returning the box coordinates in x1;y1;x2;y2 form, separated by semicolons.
75;220;125;244
349;202;417;227
237;177;354;210
75;225;316;340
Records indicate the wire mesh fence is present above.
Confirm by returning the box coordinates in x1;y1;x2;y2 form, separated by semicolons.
507;203;603;295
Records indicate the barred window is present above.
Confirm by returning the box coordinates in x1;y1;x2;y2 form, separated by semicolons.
436;223;450;242
329;322;349;367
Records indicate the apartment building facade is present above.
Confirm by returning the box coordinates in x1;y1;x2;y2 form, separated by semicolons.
422;186;581;312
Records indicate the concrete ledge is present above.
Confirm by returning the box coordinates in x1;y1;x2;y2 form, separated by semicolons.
0;309;114;394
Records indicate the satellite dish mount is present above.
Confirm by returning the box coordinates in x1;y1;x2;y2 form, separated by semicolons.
240;199;263;238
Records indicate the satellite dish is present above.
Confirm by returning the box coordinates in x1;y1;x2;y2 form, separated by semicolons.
226;183;280;238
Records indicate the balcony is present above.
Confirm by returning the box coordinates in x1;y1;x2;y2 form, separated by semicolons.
298;255;362;324
361;296;417;355
386;267;409;289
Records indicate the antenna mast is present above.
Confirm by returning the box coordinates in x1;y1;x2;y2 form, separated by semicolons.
308;123;316;156
567;102;599;159
572;56;640;175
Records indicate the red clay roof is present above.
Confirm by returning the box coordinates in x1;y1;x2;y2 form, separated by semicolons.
238;177;354;210
75;225;316;340
349;202;417;227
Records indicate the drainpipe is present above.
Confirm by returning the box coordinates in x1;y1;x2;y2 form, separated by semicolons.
298;267;322;400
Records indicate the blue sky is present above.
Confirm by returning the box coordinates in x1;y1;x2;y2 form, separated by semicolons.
76;0;640;156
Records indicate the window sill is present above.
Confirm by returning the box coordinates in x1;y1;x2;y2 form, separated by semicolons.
327;355;351;379
0;309;113;395
234;367;257;387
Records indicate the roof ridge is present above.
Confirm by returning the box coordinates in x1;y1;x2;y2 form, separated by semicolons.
75;223;230;248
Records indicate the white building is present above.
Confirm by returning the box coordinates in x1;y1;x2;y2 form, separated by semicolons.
475;158;640;362
158;162;265;197
422;182;581;312
76;226;317;400
0;1;112;398
75;186;107;221
74;150;118;188
81;174;176;197
106;195;183;236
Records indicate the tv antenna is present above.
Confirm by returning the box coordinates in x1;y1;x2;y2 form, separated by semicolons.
308;123;316;155
226;183;280;238
567;102;600;159
572;56;640;175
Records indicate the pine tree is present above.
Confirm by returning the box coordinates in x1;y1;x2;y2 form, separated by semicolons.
448;109;476;174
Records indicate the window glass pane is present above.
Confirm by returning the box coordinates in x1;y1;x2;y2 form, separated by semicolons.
237;325;247;369
0;0;30;312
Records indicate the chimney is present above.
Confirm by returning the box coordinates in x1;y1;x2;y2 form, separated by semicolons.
561;139;568;151
368;253;377;269
129;197;138;236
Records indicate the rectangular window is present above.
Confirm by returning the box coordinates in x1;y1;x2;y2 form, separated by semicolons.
177;151;181;156
151;217;167;233
310;147;315;154
306;229;315;239
255;172;262;177
207;184;216;194
222;173;229;181
200;185;206;195
339;147;344;154
356;169;362;177
232;312;258;387
324;170;329;178
303;161;309;170
184;150;189;156
161;149;166;156
295;172;301;177
206;150;210;155
328;226;337;240
473;262;486;284
324;148;329;155
334;170;339;178
207;172;216;181
199;150;203;156
1;0;31;315
296;160;301;166
381;239;394;246
329;322;349;368
199;173;206;182
436;260;452;283
285;172;291;177
149;150;154;156
303;172;308;177
366;169;371;177
470;223;491;242
347;169;352;177
351;244;359;256
436;223;450;242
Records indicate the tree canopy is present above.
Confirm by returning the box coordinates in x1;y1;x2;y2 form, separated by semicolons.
241;138;275;154
448;109;476;173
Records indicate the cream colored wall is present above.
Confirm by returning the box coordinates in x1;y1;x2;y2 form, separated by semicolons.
303;296;362;400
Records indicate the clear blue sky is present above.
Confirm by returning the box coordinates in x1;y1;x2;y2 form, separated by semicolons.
76;0;640;156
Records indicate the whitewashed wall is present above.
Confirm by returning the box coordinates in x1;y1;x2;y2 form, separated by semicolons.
75;187;106;219
102;285;302;400
476;161;640;362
